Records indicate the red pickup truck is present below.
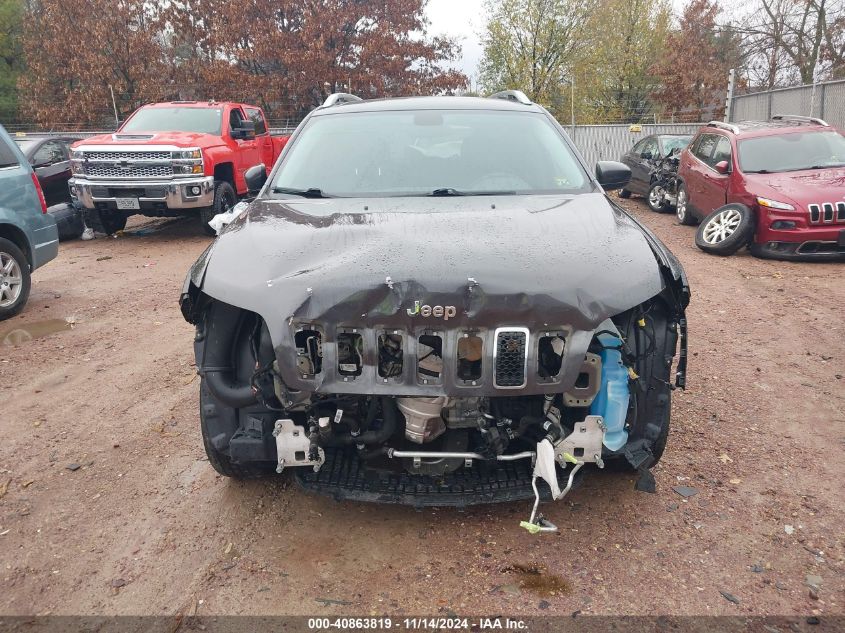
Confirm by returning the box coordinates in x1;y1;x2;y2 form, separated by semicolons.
69;101;289;235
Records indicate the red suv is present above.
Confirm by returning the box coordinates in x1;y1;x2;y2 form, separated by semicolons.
676;116;845;260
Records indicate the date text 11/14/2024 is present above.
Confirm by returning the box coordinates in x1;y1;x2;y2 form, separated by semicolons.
307;617;529;630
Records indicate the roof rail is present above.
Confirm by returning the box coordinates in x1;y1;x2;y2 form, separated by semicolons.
488;90;533;105
771;114;829;127
321;93;363;108
707;120;740;134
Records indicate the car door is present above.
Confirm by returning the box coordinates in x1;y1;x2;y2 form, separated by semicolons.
623;136;657;194
684;133;719;218
244;106;274;170
228;106;261;192
696;135;731;216
30;140;70;206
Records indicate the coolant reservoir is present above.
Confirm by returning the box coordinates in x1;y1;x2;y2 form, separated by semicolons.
589;335;630;451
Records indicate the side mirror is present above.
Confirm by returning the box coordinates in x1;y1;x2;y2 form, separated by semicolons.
244;164;267;194
595;161;632;191
232;120;256;140
641;151;653;160
714;160;730;174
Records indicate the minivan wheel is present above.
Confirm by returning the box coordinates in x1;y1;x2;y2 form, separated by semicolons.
676;184;696;225
695;204;754;256
0;238;32;321
647;183;669;212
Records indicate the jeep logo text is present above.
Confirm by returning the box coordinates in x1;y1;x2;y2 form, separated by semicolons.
406;300;457;320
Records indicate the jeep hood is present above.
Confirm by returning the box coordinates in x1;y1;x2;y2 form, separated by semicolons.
746;167;845;205
197;192;666;328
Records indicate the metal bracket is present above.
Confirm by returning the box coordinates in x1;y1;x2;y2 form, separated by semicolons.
554;415;606;468
272;419;324;473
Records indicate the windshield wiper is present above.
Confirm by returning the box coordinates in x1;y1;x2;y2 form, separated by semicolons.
745;169;772;174
272;187;333;198
429;188;516;196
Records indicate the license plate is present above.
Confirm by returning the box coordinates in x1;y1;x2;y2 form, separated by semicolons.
115;198;140;210
839;230;845;248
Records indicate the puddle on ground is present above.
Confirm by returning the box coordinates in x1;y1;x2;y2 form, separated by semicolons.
501;563;571;597
0;318;74;346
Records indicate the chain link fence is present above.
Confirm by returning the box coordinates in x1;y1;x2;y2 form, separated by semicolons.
730;79;845;128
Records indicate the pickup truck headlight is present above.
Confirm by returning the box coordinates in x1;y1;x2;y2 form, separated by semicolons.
757;197;795;211
71;149;84;159
173;148;202;159
173;164;204;175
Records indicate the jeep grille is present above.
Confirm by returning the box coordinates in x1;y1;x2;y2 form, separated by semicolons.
808;202;845;224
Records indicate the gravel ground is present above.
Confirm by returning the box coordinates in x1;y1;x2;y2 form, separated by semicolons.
0;198;843;617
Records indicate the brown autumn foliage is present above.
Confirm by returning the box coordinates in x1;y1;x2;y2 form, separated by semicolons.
19;0;467;127
649;0;732;121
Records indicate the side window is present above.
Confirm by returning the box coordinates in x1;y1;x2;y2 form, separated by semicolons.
229;108;246;133
32;141;64;166
245;107;267;135
692;134;718;165
641;138;658;158
632;138;648;154
0;136;20;168
710;136;732;167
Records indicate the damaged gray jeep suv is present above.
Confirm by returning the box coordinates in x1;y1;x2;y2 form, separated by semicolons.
180;91;690;531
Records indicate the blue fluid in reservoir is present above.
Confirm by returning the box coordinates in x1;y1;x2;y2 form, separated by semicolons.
589;333;630;451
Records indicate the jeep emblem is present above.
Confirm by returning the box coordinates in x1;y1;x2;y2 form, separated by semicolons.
406;300;457;320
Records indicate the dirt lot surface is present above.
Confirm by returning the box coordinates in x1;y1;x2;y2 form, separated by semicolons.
1;199;843;617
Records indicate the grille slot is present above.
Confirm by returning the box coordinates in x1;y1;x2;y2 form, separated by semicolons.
86;164;173;179
83;150;171;161
494;328;528;389
809;204;821;223
838;202;845;222
823;202;835;223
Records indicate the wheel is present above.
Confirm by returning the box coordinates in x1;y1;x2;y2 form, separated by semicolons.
199;377;275;479
675;184;696;225
200;181;237;236
618;188;631;199
695;204;754;256
647;183;670;212
0;238;32;321
83;207;127;235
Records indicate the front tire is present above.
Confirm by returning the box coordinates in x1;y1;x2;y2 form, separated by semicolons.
200;181;237;237
675;184;696;225
647;183;670;212
0;238;31;321
84;207;127;235
695;204;754;256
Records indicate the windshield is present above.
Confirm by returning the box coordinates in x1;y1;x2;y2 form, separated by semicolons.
661;136;690;155
738;130;845;173
120;107;222;135
272;110;589;197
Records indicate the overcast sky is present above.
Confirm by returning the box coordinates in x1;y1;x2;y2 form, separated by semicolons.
426;0;487;85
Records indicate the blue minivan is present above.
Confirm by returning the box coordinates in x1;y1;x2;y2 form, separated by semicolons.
0;125;59;320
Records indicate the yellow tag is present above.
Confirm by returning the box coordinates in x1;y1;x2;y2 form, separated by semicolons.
628;367;639;380
15;132;26;137
637;318;646;327
629;124;642;133
561;452;578;464
520;521;542;534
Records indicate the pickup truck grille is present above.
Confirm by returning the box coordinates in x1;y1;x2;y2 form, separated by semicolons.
83;150;171;161
86;163;173;179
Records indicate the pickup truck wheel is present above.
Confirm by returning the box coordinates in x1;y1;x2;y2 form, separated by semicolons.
695;204;754;256
200;377;276;479
0;239;31;321
200;181;237;236
84;207;127;235
675;184;696;225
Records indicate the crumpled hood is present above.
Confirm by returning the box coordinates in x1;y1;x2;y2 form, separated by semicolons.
746;167;845;206
197;193;665;338
73;131;223;149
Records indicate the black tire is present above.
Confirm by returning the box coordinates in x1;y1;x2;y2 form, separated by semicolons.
618;188;631;199
84;207;127;235
199;377;274;479
647;183;670;213
695;203;754;256
0;238;32;321
48;203;85;241
200;181;237;236
675;183;697;225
